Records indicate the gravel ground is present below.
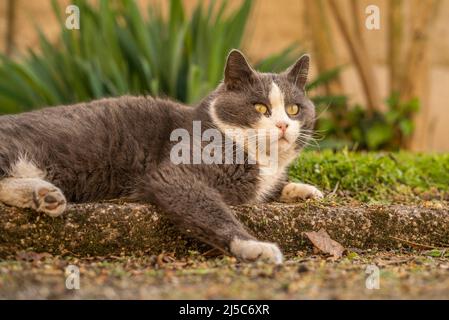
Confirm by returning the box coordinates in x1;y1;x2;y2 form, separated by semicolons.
1;250;448;299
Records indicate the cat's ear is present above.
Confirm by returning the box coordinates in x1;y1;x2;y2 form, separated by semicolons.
224;49;255;90
285;54;310;90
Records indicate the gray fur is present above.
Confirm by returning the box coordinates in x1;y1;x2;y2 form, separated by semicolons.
0;50;317;263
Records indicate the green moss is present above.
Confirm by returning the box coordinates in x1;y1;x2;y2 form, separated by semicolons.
290;150;449;202
346;251;360;260
425;249;449;258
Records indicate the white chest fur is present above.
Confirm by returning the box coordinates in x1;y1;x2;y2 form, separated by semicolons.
253;149;297;203
254;165;288;203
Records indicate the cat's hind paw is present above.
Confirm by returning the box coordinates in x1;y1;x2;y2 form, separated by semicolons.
230;238;283;264
280;182;323;202
33;186;67;217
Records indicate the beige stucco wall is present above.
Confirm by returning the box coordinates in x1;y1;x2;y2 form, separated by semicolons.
1;0;448;151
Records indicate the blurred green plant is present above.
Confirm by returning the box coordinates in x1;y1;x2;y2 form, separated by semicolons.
0;0;316;113
315;91;419;151
306;65;419;151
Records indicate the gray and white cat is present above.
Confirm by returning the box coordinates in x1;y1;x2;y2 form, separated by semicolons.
0;50;322;264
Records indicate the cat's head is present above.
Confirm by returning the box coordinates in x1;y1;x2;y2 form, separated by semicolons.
210;50;316;159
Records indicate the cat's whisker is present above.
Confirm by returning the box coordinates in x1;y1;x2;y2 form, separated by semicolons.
297;135;321;149
309;99;338;123
299;132;323;141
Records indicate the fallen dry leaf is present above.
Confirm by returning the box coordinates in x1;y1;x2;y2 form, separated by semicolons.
304;228;345;260
156;252;176;267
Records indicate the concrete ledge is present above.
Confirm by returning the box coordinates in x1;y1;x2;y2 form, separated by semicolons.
0;202;448;258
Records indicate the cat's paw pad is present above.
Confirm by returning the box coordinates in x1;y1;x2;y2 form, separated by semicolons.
33;187;66;217
230;238;283;264
280;182;323;202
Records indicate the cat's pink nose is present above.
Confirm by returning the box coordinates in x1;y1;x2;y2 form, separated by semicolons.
276;122;289;134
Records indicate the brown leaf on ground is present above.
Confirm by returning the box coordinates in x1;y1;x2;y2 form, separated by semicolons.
304;228;345;260
156;252;176;267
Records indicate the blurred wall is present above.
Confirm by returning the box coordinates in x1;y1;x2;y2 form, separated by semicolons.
0;0;448;151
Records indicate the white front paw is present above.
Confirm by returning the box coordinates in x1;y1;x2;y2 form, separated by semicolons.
230;238;283;264
280;182;323;202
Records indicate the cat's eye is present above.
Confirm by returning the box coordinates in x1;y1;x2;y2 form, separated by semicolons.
286;104;299;115
254;103;268;115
